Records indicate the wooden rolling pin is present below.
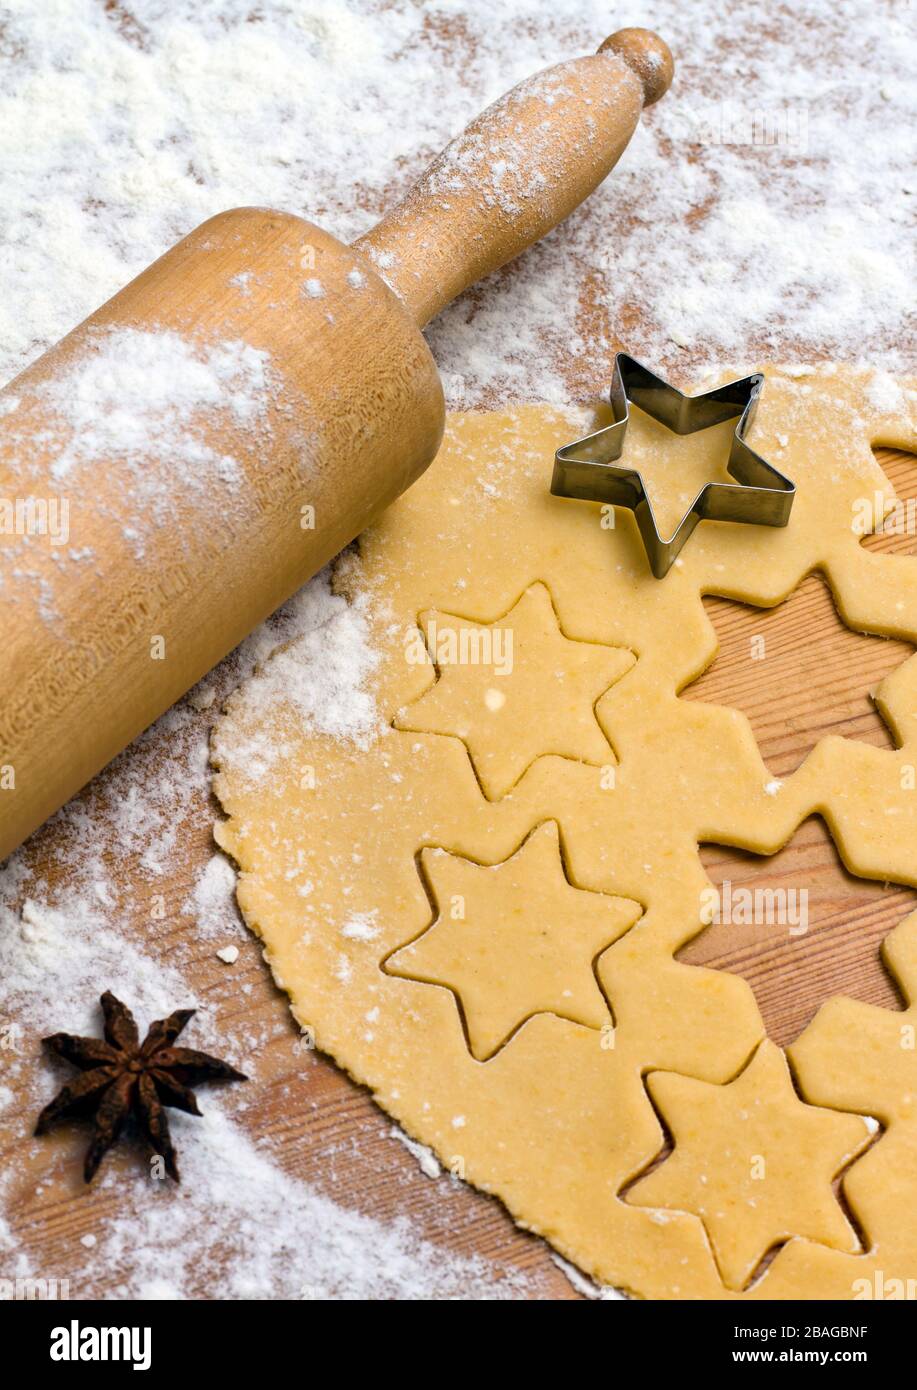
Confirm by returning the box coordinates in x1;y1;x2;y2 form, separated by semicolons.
0;27;673;864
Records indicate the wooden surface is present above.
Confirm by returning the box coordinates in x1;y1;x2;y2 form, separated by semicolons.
682;447;917;1047
3;444;914;1299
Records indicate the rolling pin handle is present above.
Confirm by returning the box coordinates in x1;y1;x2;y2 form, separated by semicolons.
598;27;674;108
352;28;674;328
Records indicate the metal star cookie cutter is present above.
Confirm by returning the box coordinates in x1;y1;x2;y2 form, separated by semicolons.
551;353;796;578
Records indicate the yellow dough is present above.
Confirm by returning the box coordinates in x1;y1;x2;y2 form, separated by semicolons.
384;821;641;1061
213;365;917;1299
626;1040;871;1292
395;583;635;800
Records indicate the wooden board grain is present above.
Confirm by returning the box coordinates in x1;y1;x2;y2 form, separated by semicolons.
2;430;914;1299
682;447;917;1050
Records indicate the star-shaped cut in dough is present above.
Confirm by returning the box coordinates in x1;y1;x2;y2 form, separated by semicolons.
383;821;641;1060
624;1041;874;1291
395;583;634;799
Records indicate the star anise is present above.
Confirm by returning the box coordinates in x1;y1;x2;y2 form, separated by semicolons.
35;991;247;1182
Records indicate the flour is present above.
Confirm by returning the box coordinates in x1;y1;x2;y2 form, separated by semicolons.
212;590;383;787
44;329;271;474
0;325;275;615
340;912;381;943
550;1254;628;1301
185;853;246;940
32;328;270;548
865;369;908;417
389;1125;443;1180
0;0;913;405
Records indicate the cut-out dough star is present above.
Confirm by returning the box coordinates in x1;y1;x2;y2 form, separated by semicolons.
384;821;641;1061
625;1041;874;1291
395;582;635;799
789;913;917;1126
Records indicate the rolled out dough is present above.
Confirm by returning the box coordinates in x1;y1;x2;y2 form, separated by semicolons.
213;365;917;1298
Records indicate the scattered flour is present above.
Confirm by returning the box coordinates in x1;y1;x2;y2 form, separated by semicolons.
550;1254;627;1301
185;853;244;940
1;325;276;617
212;590;383;786
389;1126;443;1181
8;328;273;567
0;895;192;1035
864;369;907;417
340;911;381;943
0;1;913;405
43;329;271;483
